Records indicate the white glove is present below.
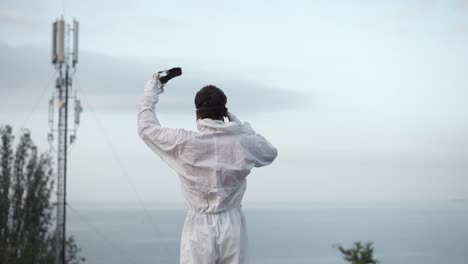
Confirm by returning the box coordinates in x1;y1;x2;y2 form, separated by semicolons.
227;112;241;124
144;75;164;95
227;112;256;134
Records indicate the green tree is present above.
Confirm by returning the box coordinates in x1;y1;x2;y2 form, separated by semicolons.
0;125;85;263
336;241;379;264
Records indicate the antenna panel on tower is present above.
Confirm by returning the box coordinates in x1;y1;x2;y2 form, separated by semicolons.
51;21;58;64
73;20;79;67
57;20;65;64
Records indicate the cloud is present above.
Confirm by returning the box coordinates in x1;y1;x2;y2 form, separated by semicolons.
453;0;468;10
454;23;468;34
0;42;311;114
0;9;36;31
0;2;53;33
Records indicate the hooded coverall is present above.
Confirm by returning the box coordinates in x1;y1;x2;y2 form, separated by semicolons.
137;77;278;264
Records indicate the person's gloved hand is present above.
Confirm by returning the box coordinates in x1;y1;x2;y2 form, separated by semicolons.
144;75;164;95
227;112;256;134
227;112;241;124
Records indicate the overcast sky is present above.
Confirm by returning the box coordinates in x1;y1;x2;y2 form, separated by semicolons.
1;0;467;203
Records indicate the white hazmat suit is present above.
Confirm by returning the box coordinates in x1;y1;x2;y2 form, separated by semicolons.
137;76;278;264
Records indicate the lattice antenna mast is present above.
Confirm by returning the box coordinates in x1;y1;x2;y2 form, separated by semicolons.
50;16;81;264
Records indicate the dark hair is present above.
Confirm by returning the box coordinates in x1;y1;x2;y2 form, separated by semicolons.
194;85;227;120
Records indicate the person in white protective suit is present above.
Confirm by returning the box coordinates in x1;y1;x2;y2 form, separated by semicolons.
137;73;278;264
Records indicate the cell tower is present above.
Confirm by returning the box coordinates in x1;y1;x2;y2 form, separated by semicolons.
50;17;81;264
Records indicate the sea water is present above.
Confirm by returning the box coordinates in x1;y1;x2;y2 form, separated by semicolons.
67;200;468;264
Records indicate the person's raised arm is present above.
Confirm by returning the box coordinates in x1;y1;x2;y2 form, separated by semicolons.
137;75;191;170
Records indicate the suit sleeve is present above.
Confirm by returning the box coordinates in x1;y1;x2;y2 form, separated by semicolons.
229;112;278;167
247;132;278;168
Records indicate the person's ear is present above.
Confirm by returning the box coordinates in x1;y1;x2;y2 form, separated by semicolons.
196;110;201;120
